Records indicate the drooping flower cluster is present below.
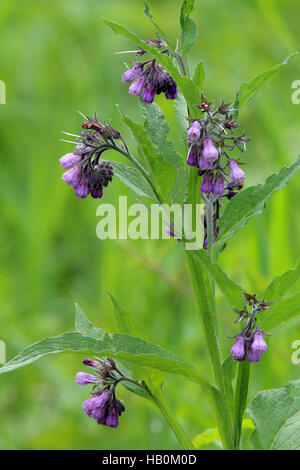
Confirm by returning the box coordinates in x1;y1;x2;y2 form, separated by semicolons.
186;94;251;247
230;293;273;363
121;38;177;103
59;114;126;199
76;357;141;428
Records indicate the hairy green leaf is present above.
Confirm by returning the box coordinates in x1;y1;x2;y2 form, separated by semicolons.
191;250;245;309
0;330;210;388
180;0;198;56
247;380;300;450
143;1;167;42
106;291;164;393
120;110;176;202
193;428;222;449
216;157;300;246
234;50;300;119
75;303;105;339
110;160;158;201
260;293;300;331
141;103;186;205
263;260;300;302
193;60;205;91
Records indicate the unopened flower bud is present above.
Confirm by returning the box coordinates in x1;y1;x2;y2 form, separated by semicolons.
165;81;177;100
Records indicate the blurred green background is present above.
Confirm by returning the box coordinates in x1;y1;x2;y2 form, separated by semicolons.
0;0;299;450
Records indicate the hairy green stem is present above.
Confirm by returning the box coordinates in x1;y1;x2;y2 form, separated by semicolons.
143;382;195;450
233;361;250;449
186;251;234;449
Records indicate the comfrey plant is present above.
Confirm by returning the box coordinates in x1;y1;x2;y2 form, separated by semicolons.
1;2;300;451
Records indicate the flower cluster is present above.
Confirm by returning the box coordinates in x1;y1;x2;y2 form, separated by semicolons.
121;38;177;103
186;94;250;247
230;293;273;363
76;357;140;428
59;114;124;199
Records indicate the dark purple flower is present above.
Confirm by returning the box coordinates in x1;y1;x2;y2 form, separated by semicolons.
91;186;103;199
228;160;245;184
231;336;246;362
128;75;146;96
200;174;213;194
248;350;261;363
105;406;119;428
82;358;101;369
201;137;218;163
62;165;81;185
76;372;98;385
59;153;81;169
75;181;89;199
186;145;198;167
250;331;267;354
165;81;177;100
212;176;224;196
188;121;201;142
142;83;155;103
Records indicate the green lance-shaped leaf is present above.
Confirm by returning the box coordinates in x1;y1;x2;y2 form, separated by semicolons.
260;292;300;331
190;250;245;309
105;291;164;387
75;303;105;339
143;2;167;46
216;156;300;247
120;110;176;203
141;102;186;205
174;90;189;139
180;0;198;56
102;18;200;116
0;330;211;389
234;50;300;119
75;304;149;400
247;380;300;450
263;259;300;302
193;60;205;91
110;160;158;201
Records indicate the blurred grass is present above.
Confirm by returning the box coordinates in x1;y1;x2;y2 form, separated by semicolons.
0;0;299;450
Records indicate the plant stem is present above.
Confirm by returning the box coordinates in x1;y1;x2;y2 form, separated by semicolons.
233;361;250;449
186;251;234;449
143;382;195;450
